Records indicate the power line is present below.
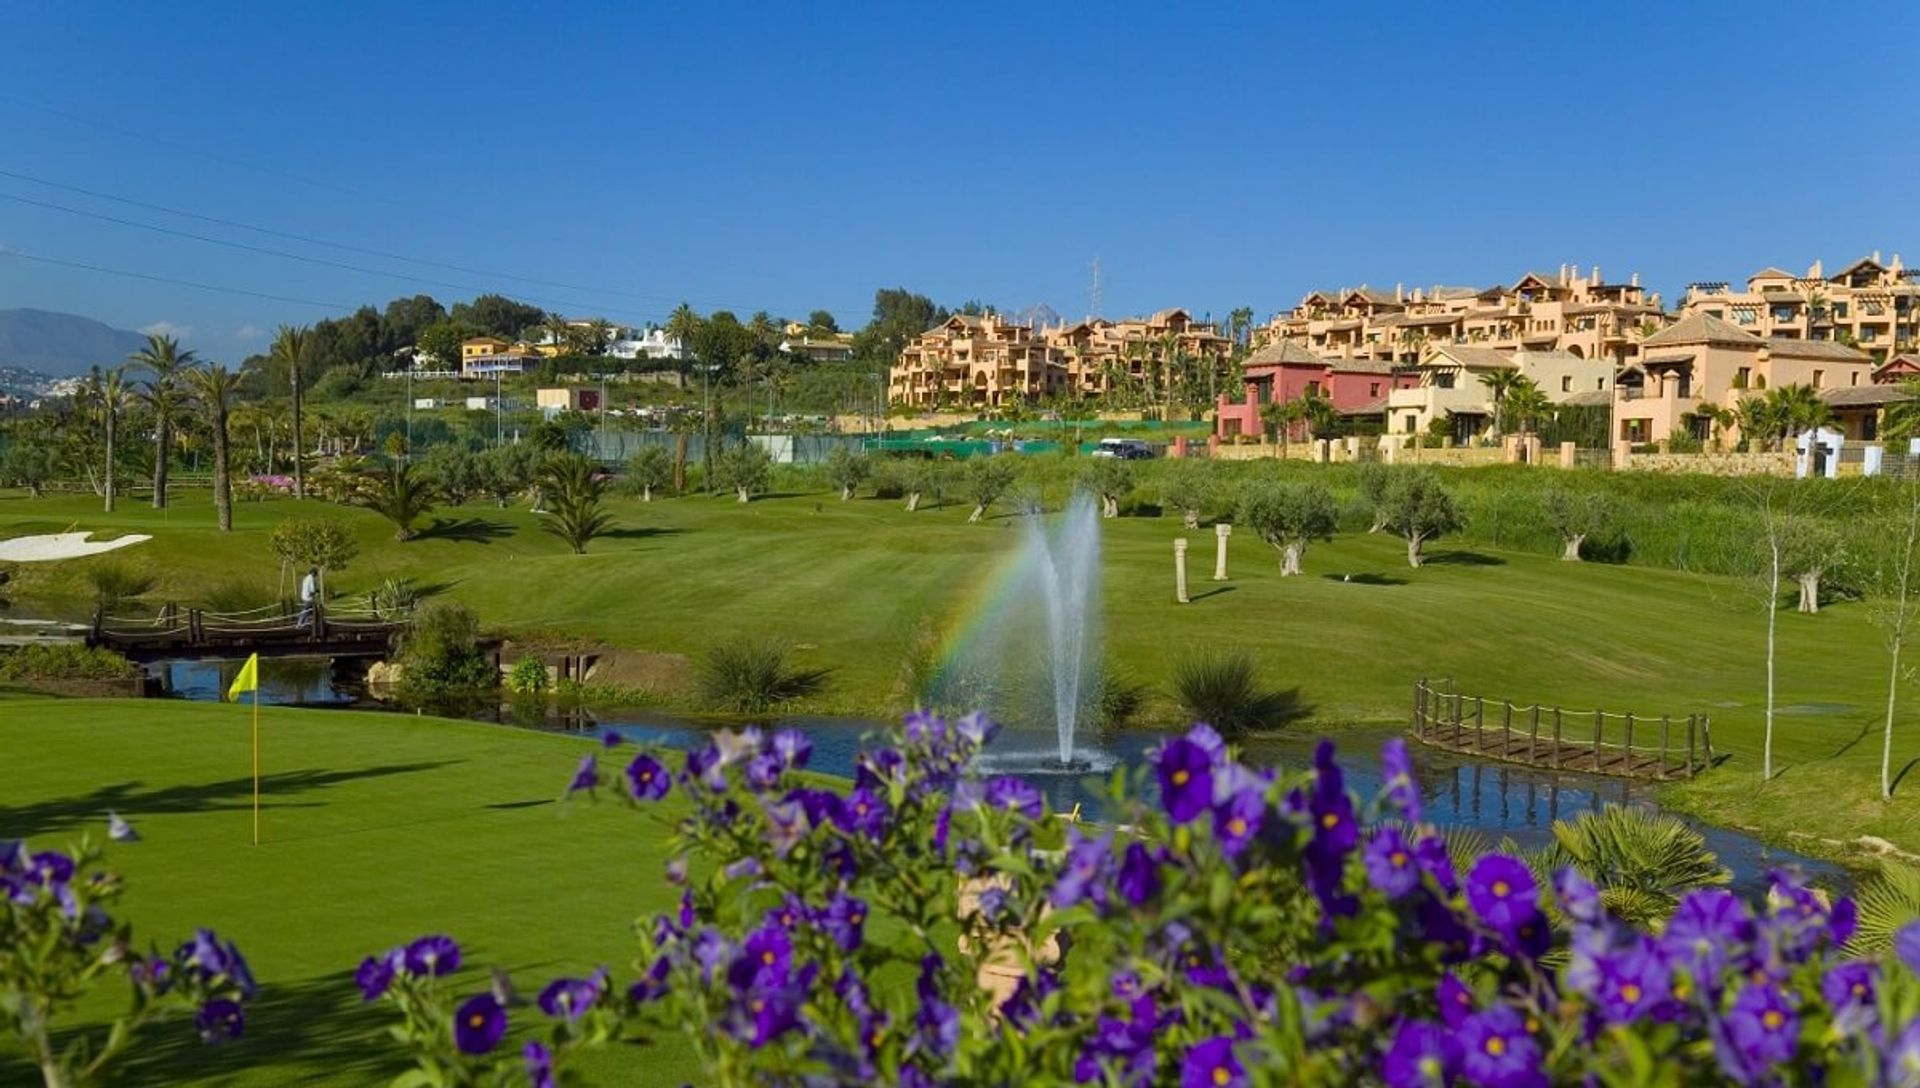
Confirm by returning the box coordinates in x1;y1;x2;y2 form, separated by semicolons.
0;248;353;310
0;163;874;323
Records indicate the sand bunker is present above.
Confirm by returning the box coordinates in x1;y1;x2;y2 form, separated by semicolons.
0;531;153;562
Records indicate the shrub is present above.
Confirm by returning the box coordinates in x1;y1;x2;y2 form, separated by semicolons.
962;455;1019;524
85;560;158;611
1169;648;1302;735
1540;486;1616;562
202;576;276;614
695;638;829;712
268;518;358;594
712;444;772;503
1237;480;1338;576
1380;469;1464;567
365;576;420;618
505;657;550;695
823;447;872;501
626;445;673;502
1160;459;1214;528
396;602;496;697
0;643;139;680
1522;805;1730;927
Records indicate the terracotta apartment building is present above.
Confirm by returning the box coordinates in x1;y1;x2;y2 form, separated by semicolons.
1677;253;1920;363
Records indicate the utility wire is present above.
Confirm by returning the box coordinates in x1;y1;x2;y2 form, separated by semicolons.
0;248;353;310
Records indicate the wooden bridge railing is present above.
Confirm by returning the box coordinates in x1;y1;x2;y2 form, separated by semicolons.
91;600;411;656
1409;678;1713;781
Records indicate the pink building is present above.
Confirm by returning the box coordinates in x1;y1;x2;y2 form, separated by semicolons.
1215;340;1412;439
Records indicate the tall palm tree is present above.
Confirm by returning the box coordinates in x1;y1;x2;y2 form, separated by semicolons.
128;333;199;508
1764;383;1830;444
1502;376;1551;437
1479;368;1526;438
1732;395;1779;450
271;326;310;499
85;365;132;512
186;364;246;531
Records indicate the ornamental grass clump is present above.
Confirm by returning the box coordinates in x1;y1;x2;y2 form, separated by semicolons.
361;715;1920;1087
1170;648;1301;736
2;835;254;1087
695;639;829;713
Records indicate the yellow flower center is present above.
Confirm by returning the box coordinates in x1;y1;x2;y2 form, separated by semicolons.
1763;1010;1783;1031
1418;1057;1440;1077
1525;1016;1539;1034
856;803;868;815
762;951;776;965
468;1013;486;1028
1212;1069;1231;1087
1620;983;1642;1003
1390;851;1408;868
1854;983;1868;997
851;911;863;925
1486;1037;1506;1057
750;998;765;1012
1320;813;1338;830
1492;880;1510;897
1172;769;1191;786
1227;818;1247;836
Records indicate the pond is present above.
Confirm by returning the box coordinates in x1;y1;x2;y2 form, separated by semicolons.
139;656;1842;899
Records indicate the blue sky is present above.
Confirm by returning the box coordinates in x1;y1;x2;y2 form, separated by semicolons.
3;0;1917;360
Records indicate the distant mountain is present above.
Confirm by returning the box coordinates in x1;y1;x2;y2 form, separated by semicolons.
1010;302;1064;329
0;309;148;377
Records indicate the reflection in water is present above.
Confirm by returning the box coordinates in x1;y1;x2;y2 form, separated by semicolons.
148;657;352;706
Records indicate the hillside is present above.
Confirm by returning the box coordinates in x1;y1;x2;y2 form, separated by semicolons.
0;308;147;376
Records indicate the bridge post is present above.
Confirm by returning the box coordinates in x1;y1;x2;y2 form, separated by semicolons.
1702;716;1713;768
1552;708;1563;770
1412;680;1425;738
1591;710;1603;770
1686;715;1696;775
1474;697;1484;752
1623;713;1635;774
1528;705;1539;762
1502;701;1513;756
1659;715;1671;777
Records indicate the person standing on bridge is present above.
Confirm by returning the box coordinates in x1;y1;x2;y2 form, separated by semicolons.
298;566;319;626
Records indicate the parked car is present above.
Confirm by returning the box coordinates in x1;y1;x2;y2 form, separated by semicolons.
1090;438;1155;460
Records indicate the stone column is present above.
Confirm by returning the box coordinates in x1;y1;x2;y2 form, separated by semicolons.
1174;538;1190;603
1559;441;1577;469
1213;523;1231;580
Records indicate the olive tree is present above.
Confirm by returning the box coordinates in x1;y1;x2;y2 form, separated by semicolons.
962;455;1019;524
627;445;672;502
1779;516;1845;614
1238;480;1338;576
823;447;872;501
1160;459;1214;529
1077;458;1132;518
1381;470;1463;568
268;518;358;599
1540;487;1616;562
713;443;772;503
1356;462;1393;533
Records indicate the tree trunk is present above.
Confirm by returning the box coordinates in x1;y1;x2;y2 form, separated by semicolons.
906;491;922;512
841;485;854;501
291;363;306;500
103;406;116;513
1406;534;1424;568
212;411;232;532
673;434;688;493
1764;541;1779;780
736;486;750;504
1183;509;1199;530
1796;572;1821;613
968;503;986;524
1886;631;1905;800
151;419;169;509
1369;513;1387;534
1282;541;1305;576
1562;534;1585;562
642;485;654;503
1103;495;1118;518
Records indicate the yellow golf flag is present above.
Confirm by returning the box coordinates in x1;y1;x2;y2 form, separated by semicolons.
227;653;260;702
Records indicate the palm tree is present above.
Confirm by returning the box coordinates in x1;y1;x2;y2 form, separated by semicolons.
271;326;310;499
85;365;132;512
1764;383;1830;445
1479;368;1526;438
358;460;436;541
539;453;615;554
128;333;199;509
1731;395;1778;450
1502;377;1552;437
186;364;247;531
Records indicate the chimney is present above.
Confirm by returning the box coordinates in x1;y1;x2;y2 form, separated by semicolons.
1809;259;1824;279
1631;271;1640;287
1559;263;1568;284
1396;282;1404;302
1874;249;1883;264
1591;264;1602;287
1893;253;1905;275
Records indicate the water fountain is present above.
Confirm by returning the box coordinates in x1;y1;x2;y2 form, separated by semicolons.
928;490;1106;772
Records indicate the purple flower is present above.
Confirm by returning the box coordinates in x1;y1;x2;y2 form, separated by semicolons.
1887;1017;1920;1080
1822;961;1875;1014
1180;1035;1246;1088
566;753;598;794
1437;972;1475;1029
767;896;806;931
985;776;1044;820
1379;737;1423;823
1381;1019;1457;1088
1117;842;1161;906
1595;941;1669;1023
1465;855;1538;936
1186;723;1227;762
1364;826;1420;899
27;851;74;887
1414;834;1459;896
628;955;671;1004
453;993;507;1054
1552;868;1602;926
836;787;890;839
665;855;688;884
107;811;140;843
730;924;793;991
1722;982;1799;1071
625;753;670;801
770;728;813;769
183;929;231;978
1052;828;1114;909
404;935;461;977
1308;743;1358;856
745;752;784;791
1662;889;1754;981
820;892;868;951
1829;896;1858;948
194;999;245;1045
537;970;605;1020
524;1041;555;1088
1212;787;1264;858
355;949;401;1001
1897;920;1920;975
1157;738;1215;824
599;729;623;749
1459;1005;1545;1088
954;712;998;748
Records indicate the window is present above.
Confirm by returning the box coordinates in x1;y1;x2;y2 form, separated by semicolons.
1369;382;1381;396
1734;367;1751;389
1597;378;1606;390
1834;302;1850;318
1862;327;1881;342
1813;370;1824;388
1851;371;1860;386
1403;414;1418;433
1561;375;1572;392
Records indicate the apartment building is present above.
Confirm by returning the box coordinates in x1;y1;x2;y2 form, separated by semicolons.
1213;340;1411;438
1385;347;1614;439
1676;253;1920;363
1614;314;1875;444
1046;309;1234;397
1253;266;1669;367
887;313;1069;408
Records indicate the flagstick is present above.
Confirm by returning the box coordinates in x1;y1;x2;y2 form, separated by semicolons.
251;687;260;847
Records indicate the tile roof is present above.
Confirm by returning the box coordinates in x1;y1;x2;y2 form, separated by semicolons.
1244;339;1325;367
1427;345;1517;370
1329;357;1398;375
1337;397;1390;416
1640;313;1764;348
1819;385;1914;407
1763;338;1871;362
1560;390;1614;408
1747;267;1794;280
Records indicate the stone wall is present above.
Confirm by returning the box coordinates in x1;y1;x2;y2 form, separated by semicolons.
1383;445;1507;467
1618;450;1795;477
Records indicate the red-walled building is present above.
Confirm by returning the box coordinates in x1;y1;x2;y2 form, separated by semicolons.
1214;340;1414;439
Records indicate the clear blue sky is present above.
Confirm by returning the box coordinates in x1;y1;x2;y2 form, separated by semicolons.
3;0;1917;361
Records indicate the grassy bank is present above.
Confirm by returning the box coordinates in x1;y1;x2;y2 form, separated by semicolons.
3;479;1918;860
0;698;696;1086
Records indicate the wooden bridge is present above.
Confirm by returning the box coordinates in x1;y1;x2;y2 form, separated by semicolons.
89;602;411;663
1409;679;1713;780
